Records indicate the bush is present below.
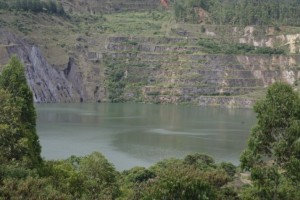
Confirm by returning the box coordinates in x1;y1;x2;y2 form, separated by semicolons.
219;162;237;177
184;153;216;169
123;167;156;183
143;165;217;200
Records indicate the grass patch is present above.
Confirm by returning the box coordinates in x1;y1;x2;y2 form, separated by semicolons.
101;11;172;36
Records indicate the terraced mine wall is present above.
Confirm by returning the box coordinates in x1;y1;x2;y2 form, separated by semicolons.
100;36;300;107
1;23;300;107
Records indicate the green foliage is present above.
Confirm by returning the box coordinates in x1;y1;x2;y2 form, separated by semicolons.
0;164;36;181
124;40;138;46
123;167;156;183
0;176;70;200
140;156;231;200
142;165;217;200
183;153;216;169
118;167;156;199
12;19;32;34
240;82;300;199
197;38;285;55
241;169;300;200
106;67;126;102
0;0;66;16
0;1;8;9
173;0;300;26
241;82;300;170
103;56;151;102
219;162;237;178
0;57;42;168
42;159;84;198
0;161;69;199
41;152;120;199
254;46;285;55
173;0;215;23
80;152;120;199
0;89;24;164
118;155;237;200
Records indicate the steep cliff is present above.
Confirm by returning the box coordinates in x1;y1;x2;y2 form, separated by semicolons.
0;30;83;102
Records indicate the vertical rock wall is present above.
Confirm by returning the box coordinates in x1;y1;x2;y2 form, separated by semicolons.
0;30;82;103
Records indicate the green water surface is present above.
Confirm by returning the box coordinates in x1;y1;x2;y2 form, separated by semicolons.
36;103;256;170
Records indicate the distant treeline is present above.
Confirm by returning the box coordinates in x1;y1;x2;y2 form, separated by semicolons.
0;0;65;16
173;0;300;26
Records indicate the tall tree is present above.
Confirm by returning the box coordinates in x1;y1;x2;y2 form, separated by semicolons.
0;89;23;164
0;56;42;168
240;82;300;199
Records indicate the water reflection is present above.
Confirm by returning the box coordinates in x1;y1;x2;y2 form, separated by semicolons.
36;103;256;170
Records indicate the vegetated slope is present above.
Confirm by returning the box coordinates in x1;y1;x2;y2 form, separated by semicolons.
62;0;161;14
173;0;300;26
0;0;300;106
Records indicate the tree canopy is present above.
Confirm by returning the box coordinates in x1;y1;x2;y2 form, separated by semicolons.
173;0;300;26
0;56;42;168
240;82;300;199
0;0;66;16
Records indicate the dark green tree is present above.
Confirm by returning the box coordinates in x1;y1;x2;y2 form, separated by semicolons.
31;0;41;12
0;89;24;164
47;0;57;13
140;156;231;200
43;152;120;199
240;82;300;199
0;56;42;168
172;0;300;26
56;1;65;16
0;0;8;9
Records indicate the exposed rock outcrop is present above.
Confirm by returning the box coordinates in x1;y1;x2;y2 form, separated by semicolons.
0;30;82;103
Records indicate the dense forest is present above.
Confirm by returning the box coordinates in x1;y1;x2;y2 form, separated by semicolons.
0;57;299;199
0;0;65;16
2;0;300;26
173;0;300;26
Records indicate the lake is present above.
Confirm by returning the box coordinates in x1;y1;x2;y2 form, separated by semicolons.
36;103;256;171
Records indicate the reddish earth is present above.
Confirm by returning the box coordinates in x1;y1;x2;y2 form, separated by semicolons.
160;0;169;8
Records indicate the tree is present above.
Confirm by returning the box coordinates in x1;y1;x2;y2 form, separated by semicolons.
31;0;43;12
43;152;120;199
79;152;120;199
240;82;300;199
143;164;217;200
0;0;8;9
0;89;24;164
0;56;42;168
0;176;71;200
56;1;66;16
47;0;57;14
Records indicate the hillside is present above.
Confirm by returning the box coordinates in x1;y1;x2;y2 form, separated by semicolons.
0;0;300;107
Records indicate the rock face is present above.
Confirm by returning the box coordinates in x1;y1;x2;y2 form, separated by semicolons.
0;30;82;102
